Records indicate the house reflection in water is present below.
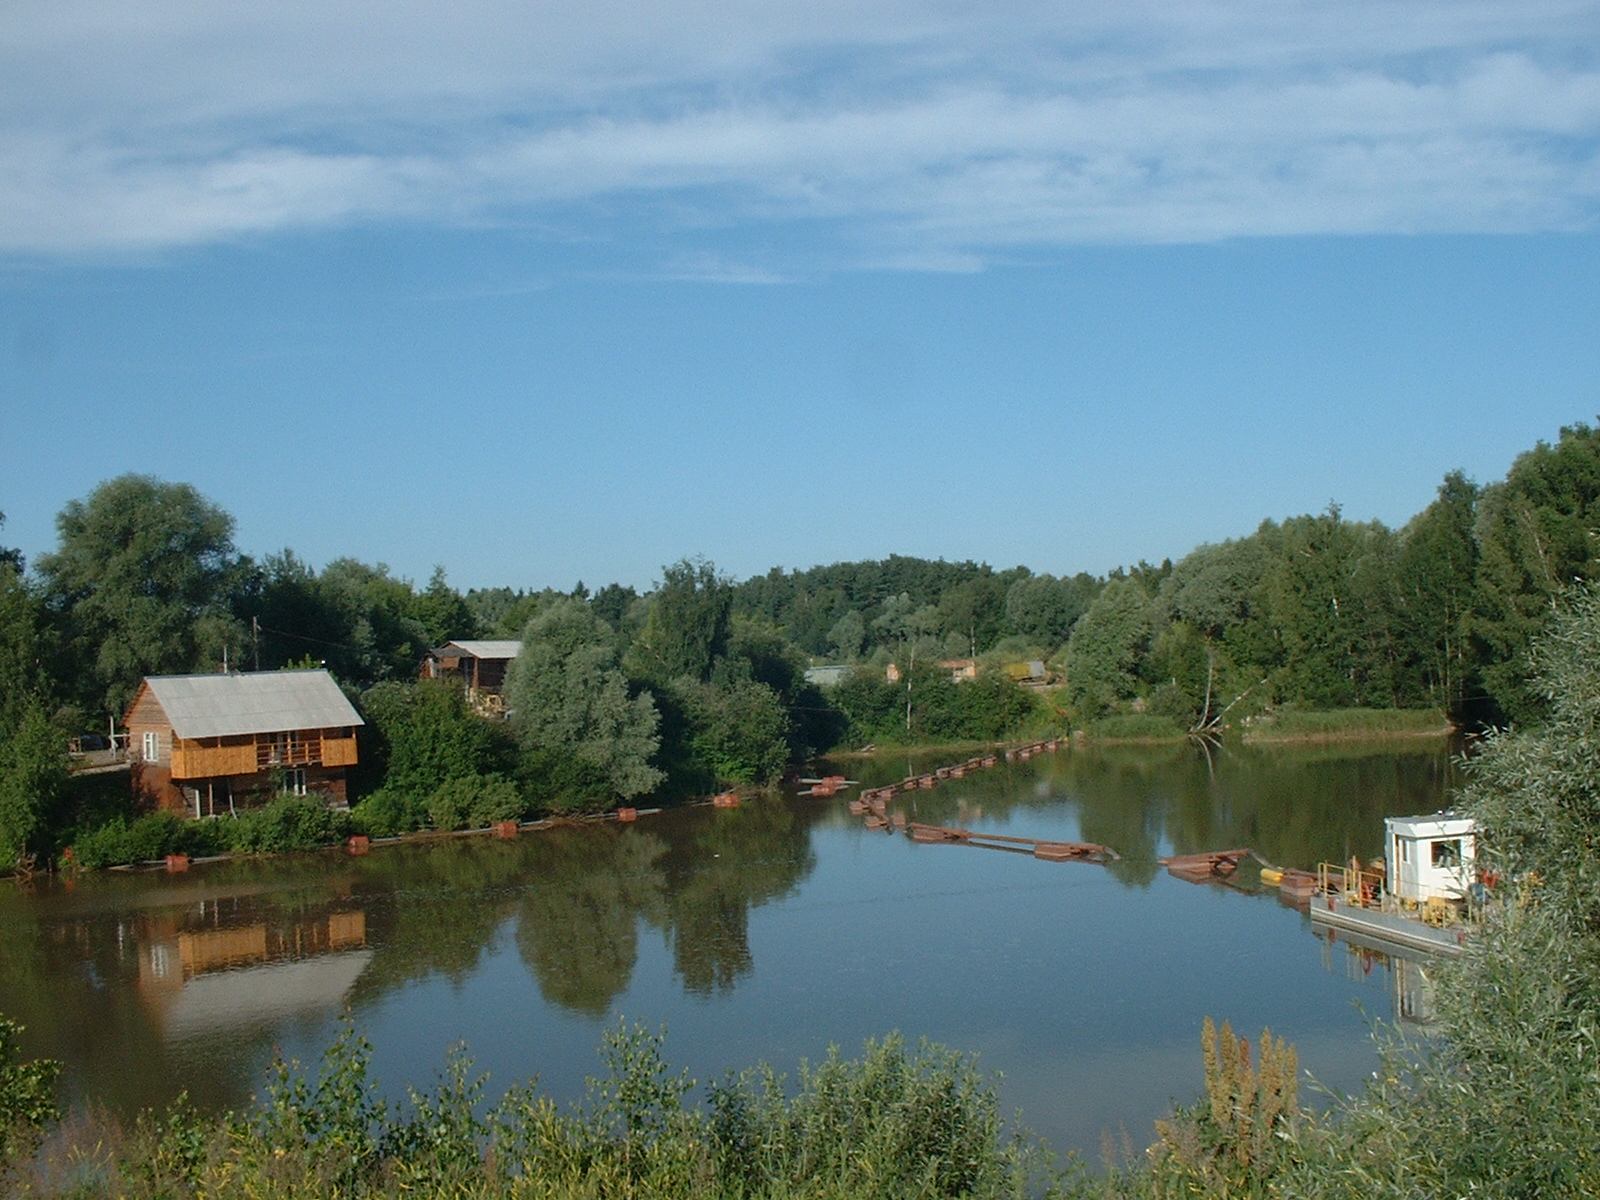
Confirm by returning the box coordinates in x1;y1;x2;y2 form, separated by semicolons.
136;902;371;1041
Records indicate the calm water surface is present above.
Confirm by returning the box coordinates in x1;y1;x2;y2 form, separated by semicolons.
0;740;1458;1158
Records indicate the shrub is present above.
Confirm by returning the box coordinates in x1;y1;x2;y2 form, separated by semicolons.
349;788;427;838
225;796;349;855
0;1015;60;1175
70;811;193;868
426;774;524;831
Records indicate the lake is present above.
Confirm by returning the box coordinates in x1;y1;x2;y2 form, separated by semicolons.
0;739;1458;1160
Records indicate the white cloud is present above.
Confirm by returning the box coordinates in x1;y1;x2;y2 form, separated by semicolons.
1;1;1597;262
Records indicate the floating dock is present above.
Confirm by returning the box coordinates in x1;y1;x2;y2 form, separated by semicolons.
1310;895;1466;957
905;822;1117;863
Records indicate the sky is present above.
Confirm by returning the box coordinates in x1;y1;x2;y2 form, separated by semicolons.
3;1;1599;592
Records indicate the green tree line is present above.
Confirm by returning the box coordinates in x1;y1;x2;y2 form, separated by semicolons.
5;419;1600;864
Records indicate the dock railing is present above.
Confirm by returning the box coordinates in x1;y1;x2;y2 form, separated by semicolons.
1317;862;1386;909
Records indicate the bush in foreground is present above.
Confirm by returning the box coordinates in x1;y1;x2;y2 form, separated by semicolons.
16;1022;1049;1199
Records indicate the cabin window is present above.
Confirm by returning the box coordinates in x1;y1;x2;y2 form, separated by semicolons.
1431;839;1462;868
141;731;159;762
1398;839;1410;864
284;768;307;796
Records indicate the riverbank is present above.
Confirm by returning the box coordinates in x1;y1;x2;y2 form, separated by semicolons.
1062;708;1456;746
1239;708;1456;744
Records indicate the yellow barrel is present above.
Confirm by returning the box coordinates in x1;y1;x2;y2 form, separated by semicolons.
1259;867;1284;886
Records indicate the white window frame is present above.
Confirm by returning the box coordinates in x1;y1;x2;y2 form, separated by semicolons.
142;731;159;762
284;767;308;796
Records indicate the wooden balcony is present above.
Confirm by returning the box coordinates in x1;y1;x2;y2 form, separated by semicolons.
170;729;357;780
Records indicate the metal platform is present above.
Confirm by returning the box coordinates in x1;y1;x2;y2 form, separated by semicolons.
1309;894;1466;957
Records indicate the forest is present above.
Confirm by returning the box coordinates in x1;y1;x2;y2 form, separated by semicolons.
4;420;1600;870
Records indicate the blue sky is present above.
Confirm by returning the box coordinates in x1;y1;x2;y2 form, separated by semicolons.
3;1;1598;591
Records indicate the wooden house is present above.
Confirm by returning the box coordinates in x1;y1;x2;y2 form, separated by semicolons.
421;640;522;712
125;670;363;818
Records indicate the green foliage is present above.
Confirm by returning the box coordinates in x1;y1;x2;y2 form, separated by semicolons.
0;1015;60;1174
510;599;664;810
226;794;350;854
830;665;1037;746
29;1020;1040;1199
1393;472;1480;712
0;700;67;869
1005;572;1100;649
1241;707;1450;740
1065;578;1154;719
349;787;428;838
38;474;243;716
0;563;52;738
425;773;525;831
1081;714;1186;740
67;795;353;869
668;678;791;789
357;678;508;798
1470;423;1600;724
626;557;733;685
707;1033;1029;1199
70;810;201;868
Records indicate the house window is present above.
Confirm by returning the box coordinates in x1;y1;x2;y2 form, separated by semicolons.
1431;839;1462;868
142;731;160;762
284;768;307;796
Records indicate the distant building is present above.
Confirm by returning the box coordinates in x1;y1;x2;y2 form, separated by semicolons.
803;664;850;687
421;640;523;714
938;658;978;682
1004;660;1050;685
125;669;363;818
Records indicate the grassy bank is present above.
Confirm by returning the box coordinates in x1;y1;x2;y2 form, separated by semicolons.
1075;715;1189;742
1241;708;1454;744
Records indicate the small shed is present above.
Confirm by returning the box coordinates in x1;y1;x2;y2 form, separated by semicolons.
422;640;523;697
1384;812;1477;903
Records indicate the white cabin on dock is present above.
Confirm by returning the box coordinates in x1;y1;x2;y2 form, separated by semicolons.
1385;812;1477;903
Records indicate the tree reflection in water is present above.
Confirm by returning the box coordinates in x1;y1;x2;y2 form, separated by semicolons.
515;826;667;1014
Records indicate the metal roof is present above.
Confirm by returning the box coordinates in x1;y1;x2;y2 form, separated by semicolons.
144;670;364;739
439;640;523;660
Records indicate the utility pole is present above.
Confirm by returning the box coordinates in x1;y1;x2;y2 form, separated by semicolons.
252;616;260;672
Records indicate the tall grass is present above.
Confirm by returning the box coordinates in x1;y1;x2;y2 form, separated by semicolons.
1241;708;1452;742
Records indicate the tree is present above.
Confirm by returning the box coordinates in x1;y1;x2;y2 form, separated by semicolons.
410;566;477;648
1394;471;1480;714
625;558;732;685
668;678;790;788
38;475;244;717
356;679;508;799
0;563;51;737
0;701;66;869
0;511;22;573
508;600;663;810
1064;578;1154;719
1004;573;1098;649
1470;423;1600;723
827;609;867;661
